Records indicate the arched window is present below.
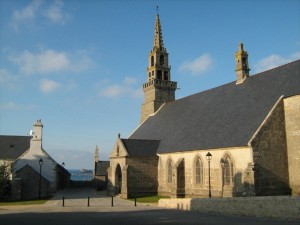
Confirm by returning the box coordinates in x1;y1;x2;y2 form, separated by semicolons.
151;56;154;67
223;155;233;185
159;55;164;65
195;157;203;184
167;160;172;183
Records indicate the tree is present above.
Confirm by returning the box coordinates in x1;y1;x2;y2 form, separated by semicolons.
0;163;11;201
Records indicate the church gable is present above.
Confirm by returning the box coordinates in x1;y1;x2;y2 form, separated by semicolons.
110;138;129;157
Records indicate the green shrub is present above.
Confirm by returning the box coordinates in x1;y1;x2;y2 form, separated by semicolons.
0;164;11;201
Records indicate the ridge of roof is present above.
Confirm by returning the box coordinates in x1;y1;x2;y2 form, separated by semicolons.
122;138;160;142
175;59;300;104
251;59;300;77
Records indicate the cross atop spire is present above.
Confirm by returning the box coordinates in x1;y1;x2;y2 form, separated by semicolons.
153;9;164;51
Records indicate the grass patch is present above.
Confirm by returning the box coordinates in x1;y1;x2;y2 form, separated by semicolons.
0;198;50;206
129;195;169;203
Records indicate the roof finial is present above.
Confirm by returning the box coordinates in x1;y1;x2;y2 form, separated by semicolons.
156;5;159;15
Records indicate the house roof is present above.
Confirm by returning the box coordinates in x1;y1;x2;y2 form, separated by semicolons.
121;139;160;157
130;60;300;154
0;135;31;160
95;161;110;176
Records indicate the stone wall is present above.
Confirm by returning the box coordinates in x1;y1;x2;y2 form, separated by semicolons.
158;196;300;220
15;164;49;200
141;82;176;123
126;156;158;198
158;148;253;198
107;156;127;197
251;99;291;195
284;95;300;195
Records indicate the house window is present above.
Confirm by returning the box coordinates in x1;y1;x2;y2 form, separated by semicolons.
195;157;203;184
167;160;172;183
223;155;233;185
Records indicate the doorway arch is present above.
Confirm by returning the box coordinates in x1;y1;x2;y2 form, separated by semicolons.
115;164;122;195
177;159;185;198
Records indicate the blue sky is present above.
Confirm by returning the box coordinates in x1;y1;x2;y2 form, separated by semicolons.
1;0;299;169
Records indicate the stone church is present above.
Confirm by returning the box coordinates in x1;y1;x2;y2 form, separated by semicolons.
107;13;300;199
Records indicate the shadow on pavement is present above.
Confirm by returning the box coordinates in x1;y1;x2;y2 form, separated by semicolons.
0;209;299;225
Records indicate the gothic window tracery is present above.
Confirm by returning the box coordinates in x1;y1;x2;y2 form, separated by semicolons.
167;159;172;183
195;157;203;184
222;155;234;186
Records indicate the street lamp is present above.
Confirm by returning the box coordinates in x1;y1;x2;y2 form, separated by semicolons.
38;158;43;199
62;162;65;190
206;152;212;198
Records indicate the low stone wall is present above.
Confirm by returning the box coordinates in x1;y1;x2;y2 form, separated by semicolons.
158;196;300;220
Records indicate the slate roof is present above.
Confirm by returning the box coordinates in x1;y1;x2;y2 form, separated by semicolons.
130;60;300;154
95;161;110;176
0;135;31;160
121;139;160;157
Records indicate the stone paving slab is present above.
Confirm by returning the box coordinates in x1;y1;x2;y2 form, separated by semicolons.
44;188;147;208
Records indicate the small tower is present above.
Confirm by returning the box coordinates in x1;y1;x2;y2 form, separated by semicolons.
94;145;99;162
141;10;177;123
235;43;250;84
94;145;99;177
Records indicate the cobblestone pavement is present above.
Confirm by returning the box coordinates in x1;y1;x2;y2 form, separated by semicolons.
44;188;142;208
0;189;299;225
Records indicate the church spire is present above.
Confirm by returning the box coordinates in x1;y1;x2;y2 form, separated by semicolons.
153;10;164;51
140;9;177;123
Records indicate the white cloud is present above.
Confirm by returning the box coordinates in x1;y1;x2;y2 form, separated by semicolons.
11;0;41;31
124;77;137;85
10;0;71;31
40;78;61;94
9;49;92;75
100;84;125;98
179;53;213;75
0;102;20;110
0;102;35;110
0;68;9;85
0;68;23;90
44;0;71;25
99;77;142;99
254;52;300;73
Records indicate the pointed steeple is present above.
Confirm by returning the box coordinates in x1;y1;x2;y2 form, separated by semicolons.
141;8;177;123
94;145;99;162
153;13;165;51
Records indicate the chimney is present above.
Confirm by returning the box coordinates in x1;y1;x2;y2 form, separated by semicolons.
30;119;43;150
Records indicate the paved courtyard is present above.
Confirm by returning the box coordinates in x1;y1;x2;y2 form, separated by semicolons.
0;189;299;225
